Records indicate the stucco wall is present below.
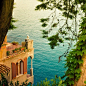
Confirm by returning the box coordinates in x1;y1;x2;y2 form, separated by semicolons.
0;45;6;59
0;49;34;84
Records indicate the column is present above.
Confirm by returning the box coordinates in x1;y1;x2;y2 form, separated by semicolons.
18;62;20;75
31;59;32;68
30;59;33;76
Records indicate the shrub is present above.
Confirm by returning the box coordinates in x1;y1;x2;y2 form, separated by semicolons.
12;41;19;45
34;76;64;86
12;47;26;53
6;51;10;56
1;44;6;47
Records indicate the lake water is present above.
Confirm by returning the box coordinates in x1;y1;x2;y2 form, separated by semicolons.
7;0;69;85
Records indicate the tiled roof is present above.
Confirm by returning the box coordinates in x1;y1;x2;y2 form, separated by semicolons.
0;64;10;74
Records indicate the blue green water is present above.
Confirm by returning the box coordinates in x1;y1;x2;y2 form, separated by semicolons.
7;0;69;85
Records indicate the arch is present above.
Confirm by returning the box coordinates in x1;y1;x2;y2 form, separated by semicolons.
16;59;24;63
20;60;24;74
16;59;24;75
27;56;31;74
28;55;33;59
30;56;32;59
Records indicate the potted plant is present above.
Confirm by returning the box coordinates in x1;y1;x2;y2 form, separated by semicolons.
24;47;26;52
6;51;10;56
12;50;16;53
12;41;19;45
20;47;24;51
15;48;19;52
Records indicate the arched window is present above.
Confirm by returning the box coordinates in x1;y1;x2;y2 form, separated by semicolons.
16;62;18;76
20;60;24;74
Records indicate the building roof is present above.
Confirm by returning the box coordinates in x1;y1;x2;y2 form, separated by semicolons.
0;64;10;74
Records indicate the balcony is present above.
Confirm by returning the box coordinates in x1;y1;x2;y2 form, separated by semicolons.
0;36;34;60
11;73;34;85
6;42;27;58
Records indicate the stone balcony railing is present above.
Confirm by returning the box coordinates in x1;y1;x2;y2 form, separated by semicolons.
11;73;34;85
0;42;27;60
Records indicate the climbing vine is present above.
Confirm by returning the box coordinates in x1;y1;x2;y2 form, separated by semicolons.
36;0;86;86
63;17;86;86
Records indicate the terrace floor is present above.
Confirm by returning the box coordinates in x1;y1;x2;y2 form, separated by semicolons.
6;42;22;54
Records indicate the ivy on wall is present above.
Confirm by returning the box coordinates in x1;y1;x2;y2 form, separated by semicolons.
63;17;86;86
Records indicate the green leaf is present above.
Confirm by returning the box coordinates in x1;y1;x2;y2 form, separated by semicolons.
75;51;83;56
37;0;45;2
42;30;48;34
75;74;80;81
64;37;71;40
68;14;74;19
56;4;63;10
75;68;81;74
82;49;86;54
59;38;64;43
40;18;49;22
42;23;48;27
61;31;68;35
68;80;74;85
79;35;86;41
42;35;48;38
69;75;74;79
52;23;57;27
35;3;48;10
78;59;83;65
84;81;86;84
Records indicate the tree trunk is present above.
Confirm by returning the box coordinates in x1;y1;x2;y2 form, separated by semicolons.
0;0;14;47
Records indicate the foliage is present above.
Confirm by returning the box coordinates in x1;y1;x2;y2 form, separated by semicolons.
35;0;81;49
10;79;30;86
84;81;86;84
36;0;86;86
9;18;18;30
9;4;18;30
12;41;19;45
1;44;6;47
10;80;31;86
0;74;64;86
59;17;86;85
6;51;10;56
0;74;30;86
34;76;64;86
12;47;26;53
0;73;8;86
